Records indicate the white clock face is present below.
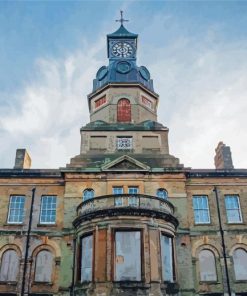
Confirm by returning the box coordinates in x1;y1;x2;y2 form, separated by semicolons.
112;42;133;58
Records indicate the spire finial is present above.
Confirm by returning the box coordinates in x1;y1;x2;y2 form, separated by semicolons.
115;10;129;26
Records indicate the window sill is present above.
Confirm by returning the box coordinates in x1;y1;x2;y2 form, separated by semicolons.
4;223;24;226
0;281;17;285
194;223;212;226
227;222;244;225
37;223;57;227
235;279;247;283
33;281;53;286
199;281;220;284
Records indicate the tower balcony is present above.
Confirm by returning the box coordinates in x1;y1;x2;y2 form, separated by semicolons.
73;194;178;227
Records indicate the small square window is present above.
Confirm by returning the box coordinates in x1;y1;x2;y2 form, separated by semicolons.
192;195;210;224
117;137;132;150
225;195;242;223
40;196;57;224
7;195;25;224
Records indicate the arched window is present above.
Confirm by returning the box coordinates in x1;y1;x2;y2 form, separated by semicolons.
198;249;217;281
34;250;53;282
83;189;94;201
117;99;131;122
0;249;19;282
157;188;168;200
233;248;247;280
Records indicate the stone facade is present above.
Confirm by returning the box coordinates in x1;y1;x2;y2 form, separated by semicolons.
0;22;246;296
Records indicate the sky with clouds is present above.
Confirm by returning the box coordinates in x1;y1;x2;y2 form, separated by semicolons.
0;0;247;169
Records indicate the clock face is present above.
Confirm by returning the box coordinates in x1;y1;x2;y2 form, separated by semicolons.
112;42;134;58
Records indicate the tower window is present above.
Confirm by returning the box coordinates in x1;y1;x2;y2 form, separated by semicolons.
117;137;132;150
95;96;106;109
117;98;131;122
141;96;153;110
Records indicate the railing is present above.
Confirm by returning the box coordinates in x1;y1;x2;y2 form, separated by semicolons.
76;194;174;217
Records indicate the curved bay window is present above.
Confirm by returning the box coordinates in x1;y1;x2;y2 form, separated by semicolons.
81;234;93;282
198;249;217;282
233;248;247;280
83;189;94;202
157;188;168;200
117;98;131;122
0;249;19;282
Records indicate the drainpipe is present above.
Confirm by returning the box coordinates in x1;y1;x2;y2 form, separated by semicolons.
213;186;231;296
21;187;36;296
70;237;76;296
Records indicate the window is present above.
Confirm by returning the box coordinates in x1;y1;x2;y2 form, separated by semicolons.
83;189;94;202
157;189;168;200
7;195;25;224
115;231;141;281
141;96;153;110
40;196;57;224
113;187;123;206
198;250;217;281
128;187;139;206
81;235;93;282
161;235;174;282
34;250;53;282
0;250;19;282
117;98;131;122
95;96;106;108
192;195;210;224
225;195;242;223
233;248;247;280
117;137;132;150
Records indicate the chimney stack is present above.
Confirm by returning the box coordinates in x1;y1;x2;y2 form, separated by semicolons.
214;142;234;170
14;149;32;169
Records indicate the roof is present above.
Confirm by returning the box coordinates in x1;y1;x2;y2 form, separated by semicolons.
107;25;138;39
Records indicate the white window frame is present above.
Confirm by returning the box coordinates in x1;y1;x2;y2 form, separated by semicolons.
83;189;94;202
192;195;210;224
128;187;139;206
225;195;243;223
7;195;25;224
39;195;57;225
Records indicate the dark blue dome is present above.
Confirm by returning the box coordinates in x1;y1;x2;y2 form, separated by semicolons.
93;60;154;93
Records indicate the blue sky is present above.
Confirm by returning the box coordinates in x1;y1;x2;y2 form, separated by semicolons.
0;1;247;168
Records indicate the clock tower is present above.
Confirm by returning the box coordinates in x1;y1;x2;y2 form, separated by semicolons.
67;18;182;170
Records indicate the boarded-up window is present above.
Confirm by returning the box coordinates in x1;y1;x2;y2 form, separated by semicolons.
115;231;141;281
199;250;217;281
117;99;131;122
0;250;19;282
35;250;53;282
81;235;93;282
161;235;173;282
233;249;247;280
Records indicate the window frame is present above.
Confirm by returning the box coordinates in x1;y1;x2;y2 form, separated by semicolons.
7;195;25;224
160;233;176;283
80;233;94;283
192;195;211;225
34;249;54;283
198;249;217;282
116;137;133;151
225;195;243;224
83;189;95;202
113;229;142;282
39;195;57;225
156;188;168;200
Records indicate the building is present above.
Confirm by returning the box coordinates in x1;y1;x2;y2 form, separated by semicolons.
0;17;247;296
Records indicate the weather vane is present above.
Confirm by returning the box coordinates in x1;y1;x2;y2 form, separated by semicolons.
116;10;129;26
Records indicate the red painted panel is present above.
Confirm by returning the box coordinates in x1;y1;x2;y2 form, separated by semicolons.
117;99;131;122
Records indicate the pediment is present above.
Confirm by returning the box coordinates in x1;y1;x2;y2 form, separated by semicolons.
102;155;150;171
